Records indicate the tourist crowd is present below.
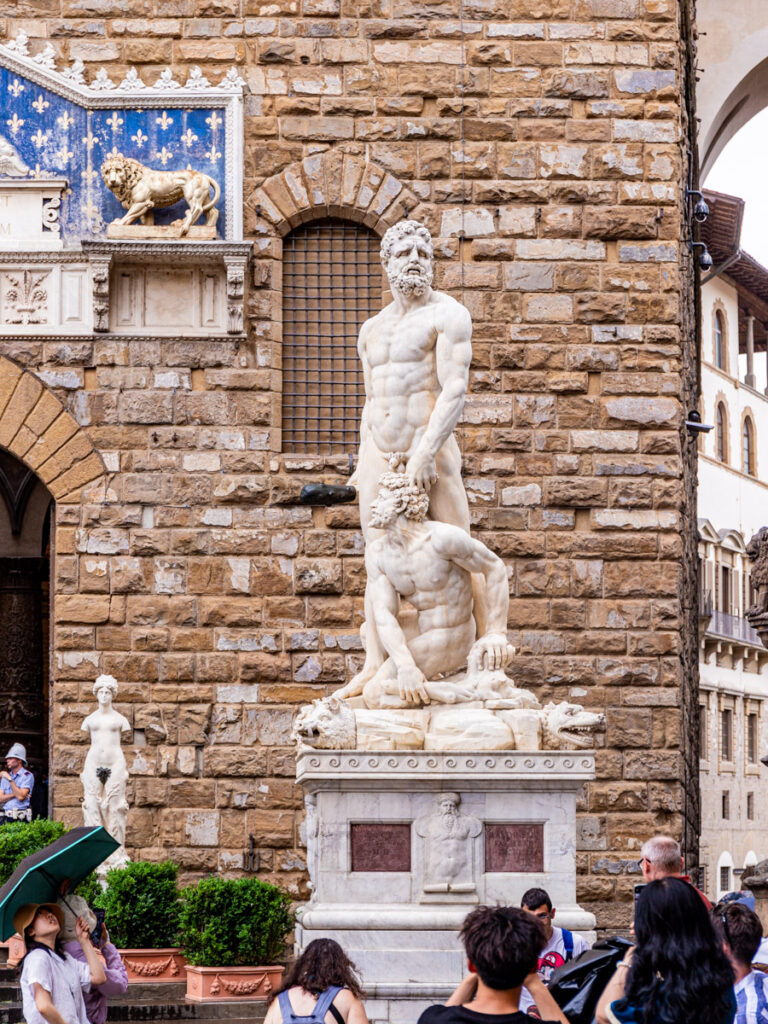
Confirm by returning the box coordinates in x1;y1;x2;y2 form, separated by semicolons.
11;832;768;1024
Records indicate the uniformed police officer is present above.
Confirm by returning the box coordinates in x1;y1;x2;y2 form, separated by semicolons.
0;743;34;825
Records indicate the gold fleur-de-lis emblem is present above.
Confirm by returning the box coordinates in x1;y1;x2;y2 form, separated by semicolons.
57;111;75;130
106;111;124;131
131;129;148;148
8;79;24;98
81;131;99;150
205;112;223;130
81;167;99;183
156;110;173;130
105;145;120;159
31;128;49;148
180;127;198;147
155;146;173;165
29;163;45;180
32;94;50;114
55;146;74;165
205;147;222;161
6;114;24;135
81;198;100;222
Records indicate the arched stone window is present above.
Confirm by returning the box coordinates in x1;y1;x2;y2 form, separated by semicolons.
716;402;728;462
281;218;382;454
742;415;756;475
714;308;726;369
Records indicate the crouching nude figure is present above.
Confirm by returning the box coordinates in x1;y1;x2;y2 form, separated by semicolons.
81;675;131;872
337;458;514;710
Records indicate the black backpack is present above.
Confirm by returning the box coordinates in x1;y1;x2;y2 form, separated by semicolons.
548;936;634;1024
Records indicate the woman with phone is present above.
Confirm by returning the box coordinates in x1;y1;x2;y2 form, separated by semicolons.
16;902;106;1024
57;897;128;1024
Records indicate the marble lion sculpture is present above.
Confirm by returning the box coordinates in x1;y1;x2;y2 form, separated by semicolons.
101;155;220;235
293;695;605;753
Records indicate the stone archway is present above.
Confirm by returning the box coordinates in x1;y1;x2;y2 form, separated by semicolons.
697;0;768;175
0;356;104;813
247;151;421;236
0;356;104;503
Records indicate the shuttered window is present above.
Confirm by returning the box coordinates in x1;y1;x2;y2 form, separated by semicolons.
282;218;382;454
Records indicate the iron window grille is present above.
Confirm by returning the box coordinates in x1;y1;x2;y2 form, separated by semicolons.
282;218;382;454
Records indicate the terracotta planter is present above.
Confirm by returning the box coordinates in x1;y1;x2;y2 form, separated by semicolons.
120;948;186;982
185;964;284;1002
0;933;24;967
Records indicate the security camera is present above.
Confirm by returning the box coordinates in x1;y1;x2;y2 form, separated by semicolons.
686;188;710;224
690;241;713;271
694;197;710;222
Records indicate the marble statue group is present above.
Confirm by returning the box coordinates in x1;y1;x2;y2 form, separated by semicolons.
294;219;605;752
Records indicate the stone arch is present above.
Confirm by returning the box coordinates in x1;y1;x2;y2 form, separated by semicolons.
0;356;104;504
248;152;421;237
697;1;768;175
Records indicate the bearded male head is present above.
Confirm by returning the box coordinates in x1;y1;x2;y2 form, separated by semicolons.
380;220;434;298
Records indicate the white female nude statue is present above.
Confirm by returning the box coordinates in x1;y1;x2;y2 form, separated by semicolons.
81;675;131;871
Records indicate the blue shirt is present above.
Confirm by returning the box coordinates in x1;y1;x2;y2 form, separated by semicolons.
735;970;768;1024
1;765;34;810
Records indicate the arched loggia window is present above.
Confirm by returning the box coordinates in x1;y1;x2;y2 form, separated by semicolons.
742;416;756;475
714;309;725;369
716;403;727;462
281;218;382;454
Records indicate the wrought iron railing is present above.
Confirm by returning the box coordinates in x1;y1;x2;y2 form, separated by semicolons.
706;607;763;645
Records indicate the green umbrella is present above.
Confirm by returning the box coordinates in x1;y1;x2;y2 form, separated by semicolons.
0;826;119;940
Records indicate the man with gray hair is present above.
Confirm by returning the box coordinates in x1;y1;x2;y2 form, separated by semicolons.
640;834;712;908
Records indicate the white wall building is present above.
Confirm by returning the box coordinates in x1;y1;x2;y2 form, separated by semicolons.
699;190;768;900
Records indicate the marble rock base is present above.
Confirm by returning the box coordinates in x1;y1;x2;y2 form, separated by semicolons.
296;749;596;1022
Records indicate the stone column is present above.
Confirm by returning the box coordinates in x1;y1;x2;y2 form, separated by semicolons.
744;863;768;935
746;315;756;388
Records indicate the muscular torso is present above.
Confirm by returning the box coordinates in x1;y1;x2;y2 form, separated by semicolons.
361;293;453;454
373;531;473;632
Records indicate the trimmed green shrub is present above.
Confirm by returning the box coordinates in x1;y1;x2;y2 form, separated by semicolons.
0;819;68;886
98;860;181;949
179;876;292;967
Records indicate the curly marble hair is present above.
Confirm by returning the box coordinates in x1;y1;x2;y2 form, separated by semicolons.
93;674;119;698
376;468;430;521
379;219;433;266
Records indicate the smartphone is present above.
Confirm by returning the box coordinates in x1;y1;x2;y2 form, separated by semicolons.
90;908;106;946
634;883;646;903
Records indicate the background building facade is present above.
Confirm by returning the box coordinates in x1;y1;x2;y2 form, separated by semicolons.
699;189;768;899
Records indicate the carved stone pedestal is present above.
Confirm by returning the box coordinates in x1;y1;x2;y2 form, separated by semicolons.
296;749;596;1024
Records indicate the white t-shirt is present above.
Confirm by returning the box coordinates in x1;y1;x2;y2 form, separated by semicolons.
20;948;92;1024
519;926;591;1013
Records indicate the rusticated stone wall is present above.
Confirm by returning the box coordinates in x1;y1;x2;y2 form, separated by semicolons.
1;0;698;930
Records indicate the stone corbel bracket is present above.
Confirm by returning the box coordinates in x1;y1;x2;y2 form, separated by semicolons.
81;240;252;336
0;34;245;241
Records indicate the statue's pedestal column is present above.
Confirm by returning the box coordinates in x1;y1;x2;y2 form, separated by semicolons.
296;749;596;1022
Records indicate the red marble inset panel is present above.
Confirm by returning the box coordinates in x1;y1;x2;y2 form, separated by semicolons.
350;823;411;872
485;823;544;873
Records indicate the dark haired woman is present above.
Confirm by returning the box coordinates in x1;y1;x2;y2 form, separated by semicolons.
16;902;106;1024
264;938;368;1024
595;878;736;1024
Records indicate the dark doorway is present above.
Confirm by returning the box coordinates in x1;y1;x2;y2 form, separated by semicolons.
0;448;52;814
